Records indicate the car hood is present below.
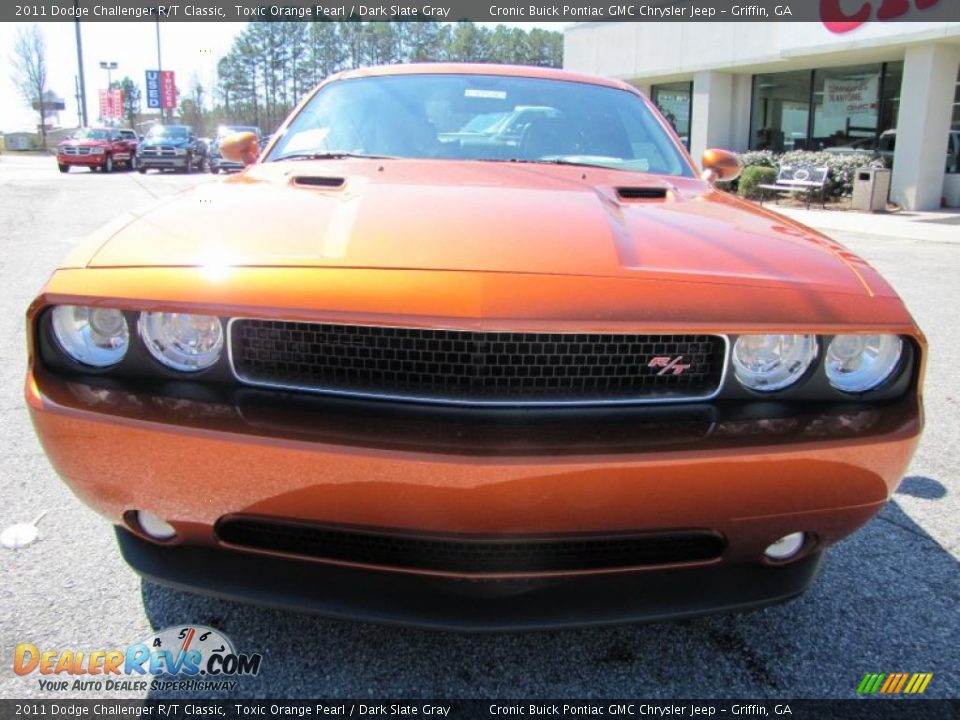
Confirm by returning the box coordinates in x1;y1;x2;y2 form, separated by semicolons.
60;139;109;148
140;137;190;147
83;159;894;297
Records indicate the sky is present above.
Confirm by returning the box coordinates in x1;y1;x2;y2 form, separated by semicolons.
0;21;569;133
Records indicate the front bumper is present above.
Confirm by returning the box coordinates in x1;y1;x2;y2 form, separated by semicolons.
118;527;824;630
58;153;105;167
210;155;243;172
27;362;920;626
138;156;188;169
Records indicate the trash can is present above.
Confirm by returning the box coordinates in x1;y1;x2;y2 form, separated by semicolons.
852;167;891;212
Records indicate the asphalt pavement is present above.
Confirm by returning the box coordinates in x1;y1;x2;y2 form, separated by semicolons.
0;154;956;701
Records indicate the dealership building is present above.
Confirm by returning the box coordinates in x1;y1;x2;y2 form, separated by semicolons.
564;22;960;209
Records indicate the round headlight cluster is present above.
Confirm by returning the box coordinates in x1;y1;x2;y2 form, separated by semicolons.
51;305;129;367
49;306;225;372
825;334;902;392
732;334;817;392
139;312;224;372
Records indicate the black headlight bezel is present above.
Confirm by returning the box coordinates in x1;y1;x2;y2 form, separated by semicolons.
720;333;916;403
38;308;235;385
35;306;920;406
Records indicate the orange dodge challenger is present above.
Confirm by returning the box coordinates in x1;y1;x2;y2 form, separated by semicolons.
26;64;924;629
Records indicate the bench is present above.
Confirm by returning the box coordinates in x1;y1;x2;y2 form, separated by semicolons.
758;165;829;209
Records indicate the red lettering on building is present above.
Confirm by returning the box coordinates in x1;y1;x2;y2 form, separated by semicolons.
821;0;943;33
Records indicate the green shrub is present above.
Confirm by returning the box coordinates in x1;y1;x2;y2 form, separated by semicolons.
737;150;777;169
778;150;887;199
737;166;778;199
731;149;888;200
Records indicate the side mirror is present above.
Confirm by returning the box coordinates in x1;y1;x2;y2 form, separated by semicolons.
701;148;743;183
220;131;260;166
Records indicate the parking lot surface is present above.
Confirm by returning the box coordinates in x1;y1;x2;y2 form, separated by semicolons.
0;154;956;700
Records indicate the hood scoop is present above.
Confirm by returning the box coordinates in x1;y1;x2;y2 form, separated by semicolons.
293;175;345;189
616;187;668;201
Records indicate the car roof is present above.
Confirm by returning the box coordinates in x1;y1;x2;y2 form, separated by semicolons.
333;63;636;93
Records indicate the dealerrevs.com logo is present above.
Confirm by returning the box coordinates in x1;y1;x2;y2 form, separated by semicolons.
14;626;262;693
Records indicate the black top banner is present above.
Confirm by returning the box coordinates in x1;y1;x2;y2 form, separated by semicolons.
8;0;960;23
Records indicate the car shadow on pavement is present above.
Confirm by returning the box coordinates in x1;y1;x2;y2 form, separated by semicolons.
141;477;957;699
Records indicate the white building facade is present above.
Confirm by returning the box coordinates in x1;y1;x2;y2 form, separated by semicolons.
564;22;960;209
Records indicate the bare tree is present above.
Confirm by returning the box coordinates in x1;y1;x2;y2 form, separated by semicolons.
11;24;49;148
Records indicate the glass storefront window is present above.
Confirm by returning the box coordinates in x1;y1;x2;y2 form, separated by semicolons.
749;63;903;157
651;82;692;150
750;70;811;152
950;68;959;174
880;61;902;135
812;64;882;149
953;67;960;130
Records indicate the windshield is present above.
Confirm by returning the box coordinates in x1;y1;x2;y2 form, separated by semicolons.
147;126;188;139
268;74;692;176
74;129;109;140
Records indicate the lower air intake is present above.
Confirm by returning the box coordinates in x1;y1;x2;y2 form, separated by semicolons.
216;518;726;574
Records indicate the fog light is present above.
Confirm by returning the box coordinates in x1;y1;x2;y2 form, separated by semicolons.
764;532;806;561
136;511;177;541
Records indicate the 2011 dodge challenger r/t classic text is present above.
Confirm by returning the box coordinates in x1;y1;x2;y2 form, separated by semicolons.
26;64;925;630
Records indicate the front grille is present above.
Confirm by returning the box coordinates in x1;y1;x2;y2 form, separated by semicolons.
216;518;726;574
62;147;92;156
229;320;726;405
141;146;176;157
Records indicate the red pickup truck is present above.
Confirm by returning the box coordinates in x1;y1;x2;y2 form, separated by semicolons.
57;127;139;173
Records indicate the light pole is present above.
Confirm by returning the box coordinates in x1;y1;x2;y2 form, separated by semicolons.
73;6;88;127
155;20;166;123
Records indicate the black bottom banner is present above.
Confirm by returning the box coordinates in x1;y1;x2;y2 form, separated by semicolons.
1;700;957;720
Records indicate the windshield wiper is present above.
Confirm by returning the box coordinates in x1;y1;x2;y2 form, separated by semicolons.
271;151;394;162
482;157;625;171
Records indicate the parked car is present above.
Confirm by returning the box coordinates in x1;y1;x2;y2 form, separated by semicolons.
27;64;924;629
440;106;562;158
208;125;261;174
136;124;206;174
56;127;138;173
826;129;960;172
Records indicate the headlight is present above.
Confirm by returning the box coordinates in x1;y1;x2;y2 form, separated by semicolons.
138;312;223;372
732;334;817;392
825;334;902;392
90;147;104;154
51;306;129;367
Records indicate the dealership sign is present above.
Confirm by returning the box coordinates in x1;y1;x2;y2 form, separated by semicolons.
821;0;945;33
822;74;879;117
98;89;124;119
145;70;176;109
